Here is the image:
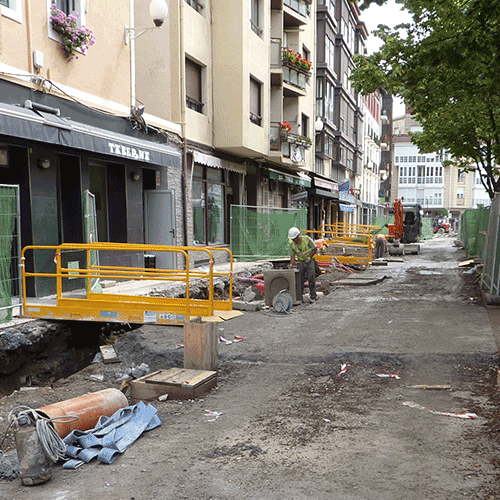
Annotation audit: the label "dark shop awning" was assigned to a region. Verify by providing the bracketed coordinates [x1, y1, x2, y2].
[268, 168, 311, 187]
[0, 102, 180, 166]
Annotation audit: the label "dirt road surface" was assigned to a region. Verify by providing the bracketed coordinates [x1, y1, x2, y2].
[1, 237, 500, 500]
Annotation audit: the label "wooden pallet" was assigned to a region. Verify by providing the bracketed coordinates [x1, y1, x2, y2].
[129, 368, 217, 402]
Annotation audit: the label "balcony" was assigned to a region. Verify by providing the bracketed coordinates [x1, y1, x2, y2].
[282, 48, 311, 94]
[283, 0, 311, 26]
[270, 123, 311, 164]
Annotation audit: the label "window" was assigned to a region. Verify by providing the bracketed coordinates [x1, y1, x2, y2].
[185, 0, 204, 13]
[326, 35, 335, 70]
[250, 0, 262, 36]
[249, 76, 262, 126]
[1, 0, 22, 22]
[316, 78, 324, 118]
[326, 80, 334, 122]
[458, 170, 466, 183]
[48, 0, 86, 40]
[301, 114, 309, 140]
[185, 58, 204, 113]
[192, 166, 225, 245]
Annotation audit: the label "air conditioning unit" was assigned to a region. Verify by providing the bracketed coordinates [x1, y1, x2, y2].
[264, 269, 302, 306]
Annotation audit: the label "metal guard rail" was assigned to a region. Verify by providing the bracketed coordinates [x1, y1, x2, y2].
[21, 243, 234, 325]
[306, 224, 374, 266]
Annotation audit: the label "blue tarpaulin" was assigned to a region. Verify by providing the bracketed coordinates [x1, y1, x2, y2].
[62, 401, 161, 469]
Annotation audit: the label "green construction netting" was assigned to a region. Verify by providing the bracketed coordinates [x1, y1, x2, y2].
[0, 186, 17, 322]
[459, 207, 490, 258]
[230, 206, 307, 260]
[481, 195, 500, 301]
[421, 218, 434, 240]
[371, 216, 394, 235]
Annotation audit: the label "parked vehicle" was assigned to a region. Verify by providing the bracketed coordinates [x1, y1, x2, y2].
[433, 218, 450, 234]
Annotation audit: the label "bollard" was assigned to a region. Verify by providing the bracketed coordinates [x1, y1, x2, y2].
[37, 388, 128, 438]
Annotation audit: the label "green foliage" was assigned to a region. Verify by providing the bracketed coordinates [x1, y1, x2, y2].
[351, 0, 500, 199]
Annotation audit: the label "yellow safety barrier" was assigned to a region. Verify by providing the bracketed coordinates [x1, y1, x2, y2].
[306, 223, 376, 266]
[21, 243, 238, 325]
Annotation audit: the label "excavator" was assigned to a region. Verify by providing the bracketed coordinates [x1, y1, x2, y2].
[387, 199, 422, 255]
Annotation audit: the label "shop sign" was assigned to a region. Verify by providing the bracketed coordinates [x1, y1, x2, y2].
[339, 192, 355, 203]
[291, 191, 308, 202]
[314, 178, 338, 191]
[108, 142, 151, 162]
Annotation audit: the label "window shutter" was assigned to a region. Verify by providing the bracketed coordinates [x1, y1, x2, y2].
[185, 59, 201, 101]
[249, 77, 260, 116]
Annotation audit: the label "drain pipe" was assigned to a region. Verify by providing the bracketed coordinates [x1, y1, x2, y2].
[129, 0, 136, 109]
[179, 0, 189, 248]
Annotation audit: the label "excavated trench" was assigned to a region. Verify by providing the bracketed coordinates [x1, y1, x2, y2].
[0, 321, 136, 398]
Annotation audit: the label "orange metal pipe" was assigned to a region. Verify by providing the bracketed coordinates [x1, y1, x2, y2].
[37, 388, 128, 438]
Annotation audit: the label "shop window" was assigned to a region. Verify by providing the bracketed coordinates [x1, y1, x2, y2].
[192, 166, 225, 246]
[186, 58, 204, 114]
[1, 0, 22, 22]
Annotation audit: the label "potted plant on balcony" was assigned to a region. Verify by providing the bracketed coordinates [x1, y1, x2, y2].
[283, 48, 313, 74]
[297, 135, 312, 148]
[279, 121, 292, 139]
[50, 4, 95, 61]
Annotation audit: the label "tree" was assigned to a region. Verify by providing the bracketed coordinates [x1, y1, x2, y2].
[351, 0, 500, 199]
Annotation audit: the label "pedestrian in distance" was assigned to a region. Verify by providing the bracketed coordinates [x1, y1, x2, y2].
[288, 227, 318, 302]
[374, 233, 387, 259]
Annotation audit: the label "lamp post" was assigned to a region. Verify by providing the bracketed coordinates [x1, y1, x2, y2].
[125, 0, 169, 42]
[125, 0, 169, 110]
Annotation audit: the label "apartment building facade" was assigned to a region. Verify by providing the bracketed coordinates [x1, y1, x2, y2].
[135, 0, 316, 252]
[0, 0, 184, 296]
[312, 0, 366, 228]
[393, 111, 480, 219]
[359, 89, 382, 224]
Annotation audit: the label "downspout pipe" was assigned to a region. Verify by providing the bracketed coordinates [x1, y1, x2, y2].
[180, 0, 189, 247]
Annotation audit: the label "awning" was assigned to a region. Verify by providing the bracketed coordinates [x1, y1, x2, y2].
[268, 168, 311, 187]
[193, 151, 222, 169]
[308, 188, 339, 200]
[0, 102, 181, 167]
[192, 151, 246, 174]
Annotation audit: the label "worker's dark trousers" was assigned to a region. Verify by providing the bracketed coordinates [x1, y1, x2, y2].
[375, 238, 387, 259]
[297, 260, 317, 300]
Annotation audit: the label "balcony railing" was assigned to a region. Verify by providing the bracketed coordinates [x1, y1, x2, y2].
[284, 0, 311, 17]
[270, 123, 311, 156]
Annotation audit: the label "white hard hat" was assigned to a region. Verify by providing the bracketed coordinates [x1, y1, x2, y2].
[288, 227, 300, 239]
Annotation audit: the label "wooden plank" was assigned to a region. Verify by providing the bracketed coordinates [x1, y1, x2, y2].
[145, 368, 185, 385]
[184, 371, 217, 387]
[216, 310, 244, 320]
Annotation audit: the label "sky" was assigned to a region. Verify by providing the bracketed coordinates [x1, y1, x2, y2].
[360, 0, 412, 116]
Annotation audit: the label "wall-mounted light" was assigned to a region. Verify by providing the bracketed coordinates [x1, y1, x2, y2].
[131, 171, 141, 181]
[125, 0, 169, 43]
[315, 117, 324, 134]
[38, 158, 51, 170]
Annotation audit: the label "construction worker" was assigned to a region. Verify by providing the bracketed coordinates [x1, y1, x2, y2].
[374, 233, 387, 259]
[288, 227, 318, 302]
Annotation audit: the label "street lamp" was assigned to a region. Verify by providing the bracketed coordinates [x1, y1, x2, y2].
[125, 0, 169, 43]
[315, 117, 324, 133]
